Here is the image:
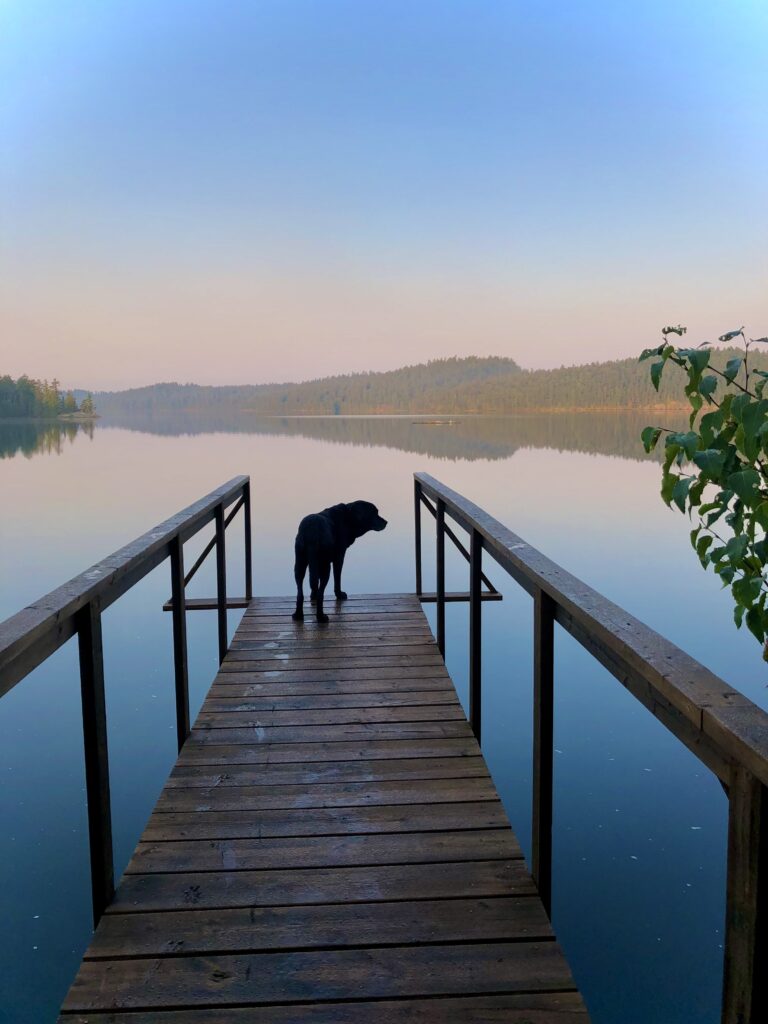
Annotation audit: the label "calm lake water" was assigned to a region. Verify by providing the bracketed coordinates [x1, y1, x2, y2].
[2, 413, 765, 1024]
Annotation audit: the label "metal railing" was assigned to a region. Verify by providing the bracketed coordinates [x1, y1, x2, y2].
[0, 476, 252, 925]
[414, 471, 768, 1024]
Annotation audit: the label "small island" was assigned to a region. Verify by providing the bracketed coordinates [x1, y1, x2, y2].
[0, 374, 98, 421]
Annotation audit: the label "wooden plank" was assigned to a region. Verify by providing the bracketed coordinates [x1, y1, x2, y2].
[126, 829, 520, 873]
[193, 705, 465, 728]
[208, 677, 452, 696]
[215, 666, 450, 682]
[85, 897, 552, 959]
[58, 992, 588, 1023]
[238, 612, 428, 624]
[229, 635, 436, 649]
[141, 802, 509, 840]
[201, 690, 459, 710]
[153, 776, 499, 812]
[109, 859, 533, 913]
[167, 756, 487, 787]
[175, 737, 481, 765]
[220, 654, 446, 672]
[226, 642, 438, 659]
[236, 621, 432, 632]
[186, 721, 473, 745]
[62, 942, 576, 1011]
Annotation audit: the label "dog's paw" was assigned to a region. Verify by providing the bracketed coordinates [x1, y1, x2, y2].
[316, 612, 329, 624]
[335, 590, 348, 601]
[291, 610, 304, 621]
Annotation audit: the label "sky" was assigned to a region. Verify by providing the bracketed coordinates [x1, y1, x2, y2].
[1, 0, 766, 390]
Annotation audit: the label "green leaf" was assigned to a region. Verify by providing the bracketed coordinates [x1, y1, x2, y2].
[734, 604, 745, 628]
[641, 426, 663, 453]
[686, 348, 711, 375]
[672, 476, 692, 512]
[754, 502, 768, 531]
[688, 478, 706, 507]
[662, 325, 687, 336]
[688, 392, 703, 426]
[724, 357, 743, 383]
[719, 328, 744, 343]
[724, 534, 749, 562]
[709, 544, 726, 564]
[727, 469, 762, 507]
[699, 375, 718, 401]
[666, 431, 699, 459]
[696, 534, 714, 567]
[700, 409, 725, 446]
[733, 576, 763, 607]
[661, 471, 679, 507]
[651, 361, 664, 391]
[693, 448, 727, 477]
[639, 344, 665, 362]
[746, 605, 766, 642]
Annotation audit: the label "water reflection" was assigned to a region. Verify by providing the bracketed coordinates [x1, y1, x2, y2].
[0, 420, 94, 460]
[90, 410, 677, 463]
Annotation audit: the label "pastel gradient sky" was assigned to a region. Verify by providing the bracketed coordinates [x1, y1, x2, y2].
[1, 0, 766, 389]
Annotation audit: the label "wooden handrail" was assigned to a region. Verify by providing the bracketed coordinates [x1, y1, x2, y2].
[0, 476, 248, 696]
[0, 475, 252, 926]
[414, 471, 768, 1024]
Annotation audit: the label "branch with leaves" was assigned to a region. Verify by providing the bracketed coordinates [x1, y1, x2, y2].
[641, 326, 768, 659]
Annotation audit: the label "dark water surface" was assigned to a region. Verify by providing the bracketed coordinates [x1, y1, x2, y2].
[1, 413, 765, 1023]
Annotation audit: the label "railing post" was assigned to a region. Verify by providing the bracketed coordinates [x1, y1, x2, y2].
[215, 503, 228, 663]
[532, 586, 555, 917]
[469, 528, 482, 743]
[170, 535, 190, 751]
[243, 481, 253, 602]
[414, 480, 423, 598]
[77, 600, 114, 926]
[722, 766, 768, 1024]
[436, 498, 446, 657]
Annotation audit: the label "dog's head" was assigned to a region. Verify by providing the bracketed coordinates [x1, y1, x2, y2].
[347, 500, 387, 537]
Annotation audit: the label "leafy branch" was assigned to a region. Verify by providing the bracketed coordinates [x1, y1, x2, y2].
[641, 326, 768, 657]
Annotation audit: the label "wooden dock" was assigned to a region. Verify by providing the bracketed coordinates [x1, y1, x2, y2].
[59, 594, 588, 1021]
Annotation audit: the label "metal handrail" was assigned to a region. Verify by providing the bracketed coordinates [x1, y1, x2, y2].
[414, 471, 768, 1024]
[0, 476, 252, 924]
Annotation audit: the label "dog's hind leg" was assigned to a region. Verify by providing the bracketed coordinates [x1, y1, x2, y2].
[314, 561, 331, 624]
[292, 547, 307, 621]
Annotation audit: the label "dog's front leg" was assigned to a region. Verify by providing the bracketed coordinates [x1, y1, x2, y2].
[333, 553, 347, 600]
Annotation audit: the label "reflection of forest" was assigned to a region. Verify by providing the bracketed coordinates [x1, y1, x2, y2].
[0, 420, 94, 459]
[93, 411, 685, 462]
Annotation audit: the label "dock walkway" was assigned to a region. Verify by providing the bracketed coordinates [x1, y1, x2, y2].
[60, 594, 588, 1021]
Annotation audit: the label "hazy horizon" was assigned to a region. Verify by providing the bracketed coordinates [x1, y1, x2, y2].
[2, 1, 766, 391]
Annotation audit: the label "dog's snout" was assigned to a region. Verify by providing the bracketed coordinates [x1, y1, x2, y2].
[376, 517, 388, 530]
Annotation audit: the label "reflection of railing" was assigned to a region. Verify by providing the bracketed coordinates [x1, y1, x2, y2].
[414, 471, 768, 1024]
[0, 476, 251, 925]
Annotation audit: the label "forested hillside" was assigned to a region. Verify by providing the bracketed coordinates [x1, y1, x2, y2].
[91, 357, 520, 415]
[90, 349, 765, 417]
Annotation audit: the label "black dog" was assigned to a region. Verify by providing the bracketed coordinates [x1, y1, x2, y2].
[292, 501, 387, 622]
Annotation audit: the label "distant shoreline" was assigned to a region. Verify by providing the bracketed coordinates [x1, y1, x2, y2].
[245, 405, 689, 418]
[0, 414, 100, 424]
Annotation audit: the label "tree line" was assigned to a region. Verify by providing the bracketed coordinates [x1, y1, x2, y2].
[91, 350, 768, 418]
[0, 375, 95, 418]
